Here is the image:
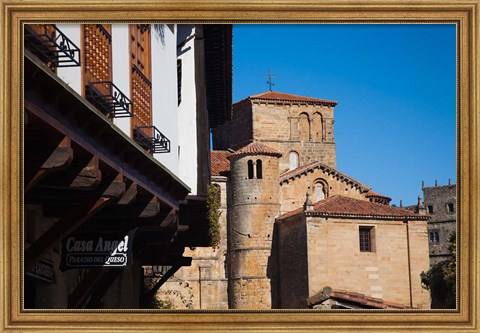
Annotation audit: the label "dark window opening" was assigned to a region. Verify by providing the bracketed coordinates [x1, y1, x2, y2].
[359, 227, 374, 252]
[429, 231, 440, 243]
[256, 159, 262, 179]
[247, 160, 254, 179]
[447, 203, 455, 213]
[427, 205, 434, 214]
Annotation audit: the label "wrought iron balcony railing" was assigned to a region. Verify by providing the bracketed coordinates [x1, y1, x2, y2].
[24, 24, 81, 68]
[86, 81, 133, 118]
[134, 126, 171, 154]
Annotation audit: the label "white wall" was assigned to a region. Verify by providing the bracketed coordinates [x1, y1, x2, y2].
[112, 25, 131, 136]
[56, 24, 81, 95]
[151, 24, 179, 173]
[176, 25, 198, 195]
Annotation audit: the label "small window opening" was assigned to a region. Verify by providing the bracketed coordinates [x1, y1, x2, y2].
[429, 231, 440, 243]
[289, 151, 299, 170]
[256, 159, 262, 179]
[247, 160, 254, 179]
[447, 203, 455, 213]
[427, 205, 434, 214]
[359, 226, 374, 252]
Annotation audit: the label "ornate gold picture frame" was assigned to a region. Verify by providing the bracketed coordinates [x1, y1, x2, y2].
[1, 0, 478, 332]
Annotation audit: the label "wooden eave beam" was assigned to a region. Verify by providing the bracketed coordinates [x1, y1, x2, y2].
[36, 141, 102, 191]
[24, 126, 69, 189]
[25, 137, 74, 192]
[25, 165, 124, 268]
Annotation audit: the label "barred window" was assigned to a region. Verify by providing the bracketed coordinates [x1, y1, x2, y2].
[359, 226, 374, 252]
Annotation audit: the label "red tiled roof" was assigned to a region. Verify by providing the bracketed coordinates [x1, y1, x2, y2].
[228, 141, 282, 159]
[277, 195, 430, 221]
[279, 161, 370, 192]
[330, 290, 407, 309]
[211, 150, 232, 176]
[307, 287, 408, 309]
[365, 191, 392, 201]
[247, 91, 338, 106]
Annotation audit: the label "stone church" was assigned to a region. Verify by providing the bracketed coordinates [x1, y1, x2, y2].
[156, 91, 431, 310]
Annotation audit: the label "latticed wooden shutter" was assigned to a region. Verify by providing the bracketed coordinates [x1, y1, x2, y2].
[129, 24, 152, 137]
[83, 24, 112, 97]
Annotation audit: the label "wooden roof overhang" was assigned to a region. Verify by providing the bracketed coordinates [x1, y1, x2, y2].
[24, 50, 203, 307]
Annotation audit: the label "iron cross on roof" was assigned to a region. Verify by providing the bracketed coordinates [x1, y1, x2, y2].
[264, 70, 276, 91]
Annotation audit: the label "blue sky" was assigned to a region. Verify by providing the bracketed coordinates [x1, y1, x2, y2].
[232, 24, 456, 206]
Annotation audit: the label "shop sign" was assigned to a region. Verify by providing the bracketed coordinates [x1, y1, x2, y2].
[60, 229, 136, 271]
[26, 259, 54, 283]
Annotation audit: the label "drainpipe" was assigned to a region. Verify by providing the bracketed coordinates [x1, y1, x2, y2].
[404, 217, 413, 308]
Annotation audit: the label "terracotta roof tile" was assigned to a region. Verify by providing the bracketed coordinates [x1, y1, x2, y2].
[211, 150, 232, 176]
[307, 287, 408, 309]
[365, 191, 392, 201]
[277, 195, 429, 221]
[247, 91, 338, 106]
[329, 290, 408, 309]
[279, 161, 370, 192]
[228, 141, 282, 159]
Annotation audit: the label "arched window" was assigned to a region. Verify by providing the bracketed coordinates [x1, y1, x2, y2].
[256, 159, 263, 179]
[312, 112, 323, 141]
[299, 113, 310, 141]
[289, 151, 299, 170]
[315, 183, 325, 201]
[247, 160, 254, 179]
[313, 179, 328, 201]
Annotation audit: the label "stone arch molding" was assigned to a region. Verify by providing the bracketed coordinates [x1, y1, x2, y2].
[312, 178, 329, 202]
[298, 112, 310, 141]
[312, 111, 323, 141]
[295, 111, 325, 142]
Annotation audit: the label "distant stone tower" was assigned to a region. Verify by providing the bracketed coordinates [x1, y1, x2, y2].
[227, 142, 282, 309]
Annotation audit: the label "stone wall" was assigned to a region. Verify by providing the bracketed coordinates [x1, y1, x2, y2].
[211, 99, 253, 150]
[423, 184, 456, 264]
[276, 215, 430, 309]
[272, 216, 309, 308]
[280, 167, 368, 213]
[156, 177, 229, 309]
[251, 102, 336, 169]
